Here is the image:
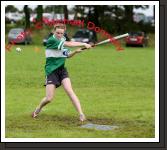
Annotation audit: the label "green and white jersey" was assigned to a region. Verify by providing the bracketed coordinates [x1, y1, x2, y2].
[45, 35, 70, 76]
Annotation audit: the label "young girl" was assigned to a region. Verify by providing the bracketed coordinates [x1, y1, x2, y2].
[32, 23, 91, 122]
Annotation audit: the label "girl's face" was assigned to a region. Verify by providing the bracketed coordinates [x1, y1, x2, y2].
[54, 28, 65, 39]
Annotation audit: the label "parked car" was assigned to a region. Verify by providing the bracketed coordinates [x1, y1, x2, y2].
[125, 31, 149, 47]
[8, 28, 32, 44]
[71, 29, 97, 44]
[43, 32, 70, 46]
[6, 12, 24, 23]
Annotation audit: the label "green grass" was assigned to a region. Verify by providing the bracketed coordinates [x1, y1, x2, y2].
[5, 44, 155, 138]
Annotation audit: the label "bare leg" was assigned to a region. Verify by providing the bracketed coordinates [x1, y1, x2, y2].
[32, 84, 55, 118]
[61, 78, 86, 121]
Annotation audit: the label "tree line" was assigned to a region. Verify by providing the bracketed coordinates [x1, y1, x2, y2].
[6, 5, 154, 34]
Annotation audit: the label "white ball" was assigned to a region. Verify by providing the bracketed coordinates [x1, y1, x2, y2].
[16, 47, 22, 52]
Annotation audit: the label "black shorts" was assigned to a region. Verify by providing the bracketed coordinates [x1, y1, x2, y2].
[45, 66, 69, 88]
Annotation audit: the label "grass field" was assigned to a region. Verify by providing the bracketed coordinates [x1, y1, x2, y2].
[5, 44, 155, 138]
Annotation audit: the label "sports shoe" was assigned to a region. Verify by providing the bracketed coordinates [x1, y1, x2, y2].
[32, 107, 41, 118]
[79, 114, 86, 122]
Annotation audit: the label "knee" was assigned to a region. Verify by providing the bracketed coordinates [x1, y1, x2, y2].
[64, 87, 74, 95]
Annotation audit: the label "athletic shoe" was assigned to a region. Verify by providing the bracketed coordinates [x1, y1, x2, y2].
[79, 114, 86, 122]
[32, 107, 41, 118]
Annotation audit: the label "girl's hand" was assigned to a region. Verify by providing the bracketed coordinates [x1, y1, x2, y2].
[84, 43, 92, 49]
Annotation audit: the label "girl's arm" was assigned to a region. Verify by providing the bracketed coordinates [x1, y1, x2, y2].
[67, 48, 83, 58]
[64, 41, 91, 48]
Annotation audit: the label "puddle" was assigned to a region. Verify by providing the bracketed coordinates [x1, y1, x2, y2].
[81, 123, 118, 131]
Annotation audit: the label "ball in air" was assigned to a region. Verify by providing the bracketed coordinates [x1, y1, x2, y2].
[16, 47, 22, 52]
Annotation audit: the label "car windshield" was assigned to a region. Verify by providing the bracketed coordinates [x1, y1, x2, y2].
[73, 30, 89, 38]
[129, 32, 143, 36]
[10, 29, 23, 34]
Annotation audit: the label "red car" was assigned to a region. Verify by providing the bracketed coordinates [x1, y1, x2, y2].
[125, 31, 149, 47]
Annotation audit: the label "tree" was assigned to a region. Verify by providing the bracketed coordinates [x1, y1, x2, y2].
[36, 5, 43, 23]
[124, 5, 134, 24]
[5, 5, 18, 13]
[73, 5, 85, 20]
[123, 5, 149, 23]
[122, 5, 149, 32]
[153, 5, 155, 20]
[108, 5, 124, 33]
[44, 5, 54, 13]
[28, 7, 33, 14]
[93, 6, 100, 26]
[63, 5, 68, 20]
[24, 5, 30, 29]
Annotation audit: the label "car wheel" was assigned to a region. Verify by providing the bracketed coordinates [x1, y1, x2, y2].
[126, 44, 129, 47]
[24, 40, 28, 45]
[142, 43, 146, 47]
